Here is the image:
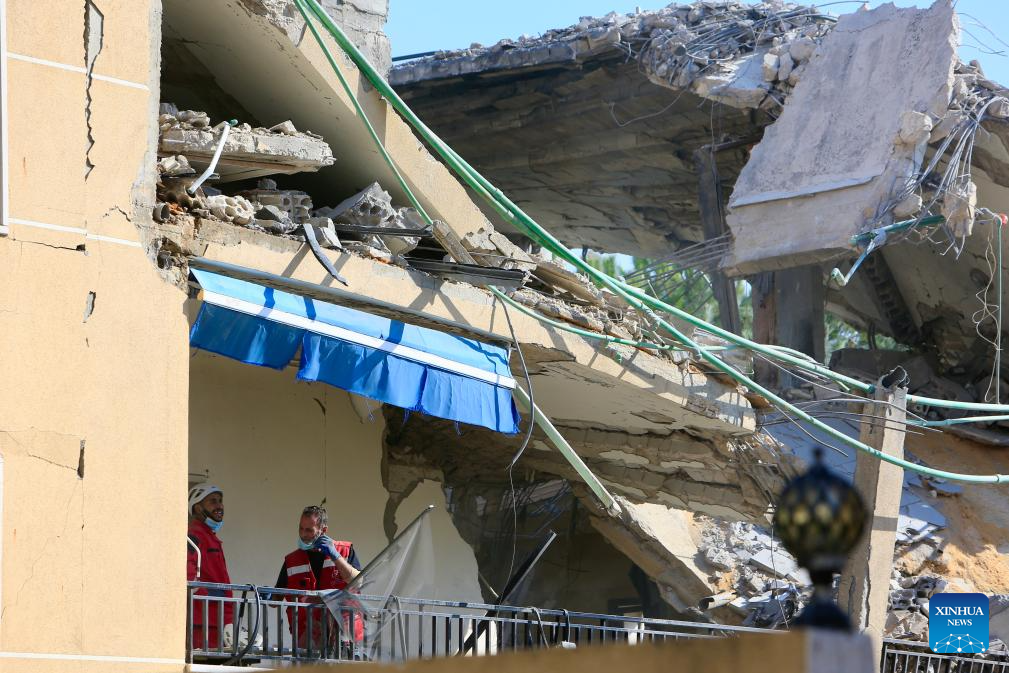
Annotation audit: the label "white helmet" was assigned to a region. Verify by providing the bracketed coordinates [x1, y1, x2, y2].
[188, 483, 222, 512]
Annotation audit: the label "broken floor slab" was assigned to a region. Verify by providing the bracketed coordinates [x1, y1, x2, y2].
[391, 2, 834, 258]
[723, 2, 959, 274]
[158, 104, 335, 183]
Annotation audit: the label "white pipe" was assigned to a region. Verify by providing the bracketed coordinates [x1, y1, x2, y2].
[187, 536, 202, 580]
[512, 386, 617, 513]
[187, 121, 233, 195]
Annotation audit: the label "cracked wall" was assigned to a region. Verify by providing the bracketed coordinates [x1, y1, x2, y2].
[0, 1, 192, 671]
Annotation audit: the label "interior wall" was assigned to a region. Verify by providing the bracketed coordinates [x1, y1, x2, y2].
[511, 529, 641, 616]
[188, 351, 482, 602]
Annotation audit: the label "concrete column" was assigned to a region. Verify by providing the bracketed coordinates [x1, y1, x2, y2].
[693, 148, 741, 334]
[838, 382, 907, 671]
[774, 265, 825, 387]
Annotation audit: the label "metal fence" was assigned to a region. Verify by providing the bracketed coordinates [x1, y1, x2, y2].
[882, 639, 1009, 673]
[188, 583, 1009, 669]
[187, 581, 774, 665]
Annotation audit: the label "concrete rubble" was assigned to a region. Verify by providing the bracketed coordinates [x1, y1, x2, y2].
[158, 103, 335, 183]
[314, 182, 424, 256]
[396, 3, 834, 112]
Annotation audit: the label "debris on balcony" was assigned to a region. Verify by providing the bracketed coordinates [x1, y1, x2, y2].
[314, 182, 426, 256]
[158, 103, 335, 183]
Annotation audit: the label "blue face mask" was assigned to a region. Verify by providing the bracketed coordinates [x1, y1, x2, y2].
[205, 517, 223, 533]
[298, 535, 319, 551]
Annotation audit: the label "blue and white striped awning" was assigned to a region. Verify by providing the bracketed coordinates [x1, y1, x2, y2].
[189, 269, 520, 434]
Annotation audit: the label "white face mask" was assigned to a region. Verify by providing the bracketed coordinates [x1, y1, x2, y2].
[297, 535, 319, 551]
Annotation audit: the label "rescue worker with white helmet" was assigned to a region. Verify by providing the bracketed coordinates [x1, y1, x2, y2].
[187, 483, 233, 650]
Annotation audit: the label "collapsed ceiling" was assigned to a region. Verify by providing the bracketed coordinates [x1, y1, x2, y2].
[393, 1, 1009, 414]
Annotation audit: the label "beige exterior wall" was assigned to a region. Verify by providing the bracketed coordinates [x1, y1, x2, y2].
[188, 351, 483, 603]
[0, 1, 192, 671]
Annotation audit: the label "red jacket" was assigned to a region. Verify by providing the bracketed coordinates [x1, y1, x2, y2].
[283, 544, 364, 643]
[187, 519, 233, 649]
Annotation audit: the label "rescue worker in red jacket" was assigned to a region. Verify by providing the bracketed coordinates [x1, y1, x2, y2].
[187, 483, 233, 651]
[275, 505, 363, 654]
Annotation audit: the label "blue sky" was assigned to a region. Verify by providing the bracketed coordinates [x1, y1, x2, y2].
[386, 1, 1009, 85]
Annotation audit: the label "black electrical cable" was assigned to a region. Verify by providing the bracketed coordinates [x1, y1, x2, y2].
[496, 290, 536, 586]
[224, 584, 262, 666]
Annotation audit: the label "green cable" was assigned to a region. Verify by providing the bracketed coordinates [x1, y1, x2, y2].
[295, 0, 1009, 484]
[294, 0, 689, 355]
[911, 415, 1009, 428]
[849, 215, 945, 247]
[998, 216, 1004, 406]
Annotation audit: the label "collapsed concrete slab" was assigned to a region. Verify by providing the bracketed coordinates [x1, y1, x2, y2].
[158, 104, 335, 182]
[723, 2, 959, 274]
[392, 2, 834, 258]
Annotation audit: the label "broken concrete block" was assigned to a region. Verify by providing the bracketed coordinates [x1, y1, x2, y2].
[892, 193, 923, 218]
[897, 110, 933, 146]
[941, 180, 977, 237]
[777, 51, 794, 82]
[307, 217, 343, 249]
[206, 194, 256, 227]
[787, 63, 805, 87]
[157, 154, 194, 177]
[177, 109, 210, 129]
[317, 183, 423, 255]
[748, 548, 798, 579]
[254, 204, 297, 234]
[689, 51, 770, 110]
[788, 36, 816, 63]
[889, 588, 915, 610]
[762, 53, 779, 82]
[241, 180, 313, 225]
[269, 120, 298, 135]
[704, 547, 736, 571]
[930, 111, 964, 142]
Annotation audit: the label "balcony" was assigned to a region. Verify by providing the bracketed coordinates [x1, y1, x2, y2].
[186, 581, 772, 666]
[188, 583, 1009, 670]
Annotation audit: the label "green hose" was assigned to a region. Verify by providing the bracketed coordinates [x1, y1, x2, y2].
[294, 0, 1009, 484]
[911, 415, 1009, 428]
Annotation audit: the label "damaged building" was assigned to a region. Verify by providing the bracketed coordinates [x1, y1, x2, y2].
[2, 0, 1009, 672]
[390, 0, 1009, 651]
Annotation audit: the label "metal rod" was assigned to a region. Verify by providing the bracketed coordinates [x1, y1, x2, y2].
[188, 256, 509, 345]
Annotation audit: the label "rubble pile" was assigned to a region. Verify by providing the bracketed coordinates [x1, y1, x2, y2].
[314, 182, 424, 256]
[159, 103, 329, 147]
[157, 103, 334, 186]
[696, 518, 809, 627]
